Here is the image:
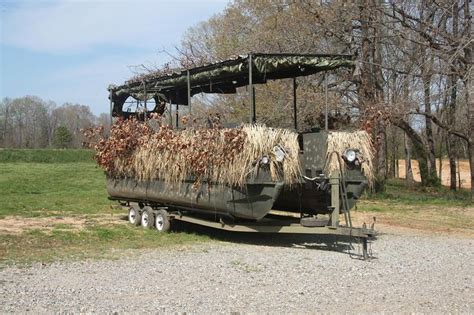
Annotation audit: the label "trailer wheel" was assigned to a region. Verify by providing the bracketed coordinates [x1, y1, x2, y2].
[154, 210, 171, 233]
[140, 207, 154, 229]
[128, 206, 141, 226]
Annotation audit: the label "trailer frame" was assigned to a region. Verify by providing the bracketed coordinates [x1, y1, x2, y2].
[112, 173, 376, 259]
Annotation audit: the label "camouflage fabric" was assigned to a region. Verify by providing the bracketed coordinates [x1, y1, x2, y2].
[109, 53, 354, 114]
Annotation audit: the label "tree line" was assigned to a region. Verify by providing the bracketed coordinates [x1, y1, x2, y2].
[165, 0, 472, 194]
[0, 96, 110, 149]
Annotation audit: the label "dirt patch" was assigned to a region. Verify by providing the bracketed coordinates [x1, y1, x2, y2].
[0, 216, 87, 234]
[0, 214, 127, 234]
[350, 207, 474, 237]
[398, 159, 470, 189]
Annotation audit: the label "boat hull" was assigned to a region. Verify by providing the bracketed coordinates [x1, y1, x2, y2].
[107, 177, 284, 220]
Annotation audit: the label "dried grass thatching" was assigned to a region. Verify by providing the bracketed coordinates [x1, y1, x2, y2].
[85, 117, 374, 188]
[237, 125, 301, 186]
[103, 121, 301, 188]
[325, 130, 374, 185]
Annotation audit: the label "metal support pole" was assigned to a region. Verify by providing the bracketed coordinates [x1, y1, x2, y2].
[175, 104, 179, 129]
[143, 82, 147, 122]
[169, 103, 173, 127]
[325, 73, 329, 131]
[249, 54, 256, 124]
[109, 90, 113, 126]
[187, 70, 192, 124]
[329, 175, 340, 228]
[252, 86, 256, 118]
[293, 78, 298, 130]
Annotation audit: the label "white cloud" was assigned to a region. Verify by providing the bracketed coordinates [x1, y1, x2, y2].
[1, 0, 227, 54]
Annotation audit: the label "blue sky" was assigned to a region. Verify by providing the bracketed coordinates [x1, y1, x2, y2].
[0, 0, 229, 115]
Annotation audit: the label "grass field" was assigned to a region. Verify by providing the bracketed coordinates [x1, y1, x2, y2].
[0, 149, 209, 265]
[0, 149, 472, 265]
[0, 149, 95, 163]
[0, 162, 110, 218]
[355, 179, 473, 234]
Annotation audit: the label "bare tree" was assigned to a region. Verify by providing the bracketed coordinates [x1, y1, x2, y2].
[0, 96, 103, 149]
[383, 0, 472, 193]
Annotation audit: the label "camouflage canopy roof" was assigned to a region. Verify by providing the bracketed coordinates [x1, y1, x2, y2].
[108, 53, 354, 114]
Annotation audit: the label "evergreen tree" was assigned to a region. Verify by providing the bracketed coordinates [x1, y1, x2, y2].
[53, 126, 72, 149]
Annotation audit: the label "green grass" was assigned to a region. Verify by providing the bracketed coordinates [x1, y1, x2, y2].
[0, 162, 111, 218]
[356, 179, 473, 233]
[0, 225, 209, 265]
[0, 149, 94, 163]
[364, 178, 472, 210]
[0, 149, 209, 265]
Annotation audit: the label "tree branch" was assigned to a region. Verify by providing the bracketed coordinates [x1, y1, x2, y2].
[410, 110, 470, 142]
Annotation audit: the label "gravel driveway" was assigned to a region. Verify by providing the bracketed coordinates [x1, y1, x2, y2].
[1, 230, 473, 313]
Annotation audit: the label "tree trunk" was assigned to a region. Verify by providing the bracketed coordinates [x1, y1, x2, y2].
[413, 143, 430, 186]
[469, 142, 474, 199]
[395, 140, 399, 178]
[446, 1, 459, 191]
[457, 157, 462, 189]
[466, 77, 474, 197]
[389, 127, 397, 178]
[394, 119, 430, 185]
[438, 132, 443, 181]
[422, 63, 438, 185]
[358, 2, 374, 112]
[373, 0, 386, 190]
[358, 0, 387, 191]
[404, 133, 414, 186]
[447, 75, 458, 191]
[376, 120, 387, 180]
[463, 0, 473, 199]
[447, 135, 457, 190]
[418, 2, 438, 186]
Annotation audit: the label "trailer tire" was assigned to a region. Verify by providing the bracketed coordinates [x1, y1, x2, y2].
[154, 210, 171, 233]
[140, 207, 154, 229]
[128, 206, 141, 226]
